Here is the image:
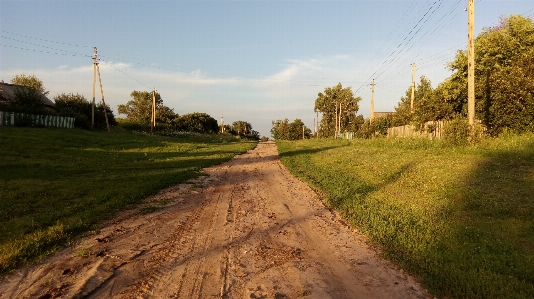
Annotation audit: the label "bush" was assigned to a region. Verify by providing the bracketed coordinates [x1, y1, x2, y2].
[442, 118, 470, 146]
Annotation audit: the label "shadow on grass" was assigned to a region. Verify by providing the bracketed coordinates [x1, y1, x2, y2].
[422, 139, 534, 298]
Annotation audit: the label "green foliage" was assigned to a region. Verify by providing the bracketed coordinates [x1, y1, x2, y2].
[12, 87, 47, 114]
[0, 127, 256, 273]
[260, 136, 270, 142]
[271, 118, 289, 140]
[174, 112, 219, 133]
[442, 117, 470, 146]
[357, 115, 393, 138]
[271, 118, 311, 140]
[117, 90, 177, 125]
[231, 120, 252, 135]
[315, 83, 361, 137]
[443, 14, 534, 135]
[277, 135, 534, 299]
[10, 74, 48, 95]
[54, 93, 116, 130]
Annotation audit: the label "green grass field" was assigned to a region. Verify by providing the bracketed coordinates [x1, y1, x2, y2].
[0, 127, 256, 273]
[277, 135, 534, 299]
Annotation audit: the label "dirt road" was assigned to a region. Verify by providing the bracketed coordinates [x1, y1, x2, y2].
[0, 142, 430, 299]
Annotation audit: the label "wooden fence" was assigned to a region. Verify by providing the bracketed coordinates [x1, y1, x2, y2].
[387, 121, 445, 139]
[0, 111, 74, 128]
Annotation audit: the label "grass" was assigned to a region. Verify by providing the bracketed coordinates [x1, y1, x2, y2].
[0, 127, 256, 273]
[277, 134, 534, 299]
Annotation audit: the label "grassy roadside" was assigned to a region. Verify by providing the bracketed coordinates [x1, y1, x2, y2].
[277, 135, 534, 299]
[0, 127, 256, 273]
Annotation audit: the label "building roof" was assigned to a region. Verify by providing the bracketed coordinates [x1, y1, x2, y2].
[0, 82, 55, 107]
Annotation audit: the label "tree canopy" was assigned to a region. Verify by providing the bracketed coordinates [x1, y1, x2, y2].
[271, 118, 311, 140]
[117, 90, 177, 124]
[444, 14, 534, 135]
[174, 112, 219, 133]
[11, 74, 49, 95]
[314, 83, 361, 137]
[54, 93, 116, 129]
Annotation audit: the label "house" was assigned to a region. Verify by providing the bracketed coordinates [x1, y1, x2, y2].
[0, 81, 55, 108]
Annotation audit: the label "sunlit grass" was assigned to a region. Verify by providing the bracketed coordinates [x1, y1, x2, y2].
[277, 134, 534, 299]
[0, 127, 256, 273]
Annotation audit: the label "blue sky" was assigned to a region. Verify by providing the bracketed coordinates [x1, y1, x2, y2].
[1, 0, 533, 137]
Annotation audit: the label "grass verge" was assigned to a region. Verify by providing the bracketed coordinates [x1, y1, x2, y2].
[277, 135, 534, 299]
[0, 127, 256, 273]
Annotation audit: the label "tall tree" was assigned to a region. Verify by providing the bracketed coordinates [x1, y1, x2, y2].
[55, 93, 116, 129]
[271, 119, 289, 140]
[314, 83, 361, 137]
[442, 14, 534, 135]
[11, 74, 49, 95]
[117, 90, 176, 124]
[174, 112, 218, 133]
[288, 119, 311, 140]
[231, 121, 252, 135]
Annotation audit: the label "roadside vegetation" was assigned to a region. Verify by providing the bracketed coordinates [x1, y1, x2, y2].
[277, 134, 534, 299]
[0, 127, 256, 273]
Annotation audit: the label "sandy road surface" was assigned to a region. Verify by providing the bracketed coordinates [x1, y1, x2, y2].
[0, 142, 431, 299]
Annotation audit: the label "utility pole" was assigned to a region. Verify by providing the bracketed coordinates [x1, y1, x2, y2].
[315, 110, 319, 138]
[467, 0, 475, 126]
[370, 79, 376, 123]
[335, 101, 338, 138]
[411, 62, 416, 113]
[92, 48, 97, 129]
[339, 102, 343, 136]
[151, 88, 157, 133]
[220, 114, 225, 133]
[302, 124, 305, 140]
[92, 47, 110, 132]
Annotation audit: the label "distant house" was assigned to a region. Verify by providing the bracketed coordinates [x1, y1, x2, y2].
[0, 81, 55, 108]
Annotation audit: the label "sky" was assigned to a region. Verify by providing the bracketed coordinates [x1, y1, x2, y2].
[1, 0, 533, 137]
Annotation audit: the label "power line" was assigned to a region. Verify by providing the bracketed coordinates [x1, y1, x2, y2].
[1, 30, 92, 48]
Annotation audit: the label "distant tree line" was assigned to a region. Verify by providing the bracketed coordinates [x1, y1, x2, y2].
[2, 75, 259, 138]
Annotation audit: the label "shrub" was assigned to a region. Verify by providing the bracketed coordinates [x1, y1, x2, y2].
[442, 118, 470, 146]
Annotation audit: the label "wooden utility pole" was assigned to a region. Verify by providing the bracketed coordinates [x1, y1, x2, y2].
[92, 47, 110, 132]
[151, 88, 157, 133]
[334, 101, 337, 138]
[315, 110, 319, 138]
[96, 62, 110, 132]
[411, 62, 416, 113]
[338, 102, 343, 137]
[92, 48, 97, 129]
[370, 79, 376, 123]
[302, 124, 305, 140]
[467, 0, 475, 126]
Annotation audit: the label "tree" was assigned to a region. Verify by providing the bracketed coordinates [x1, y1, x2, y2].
[11, 74, 49, 95]
[271, 119, 290, 140]
[315, 83, 361, 137]
[271, 118, 311, 140]
[54, 93, 116, 129]
[441, 14, 534, 135]
[231, 121, 252, 135]
[393, 76, 452, 128]
[288, 119, 311, 140]
[117, 90, 177, 124]
[174, 112, 218, 133]
[12, 87, 46, 113]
